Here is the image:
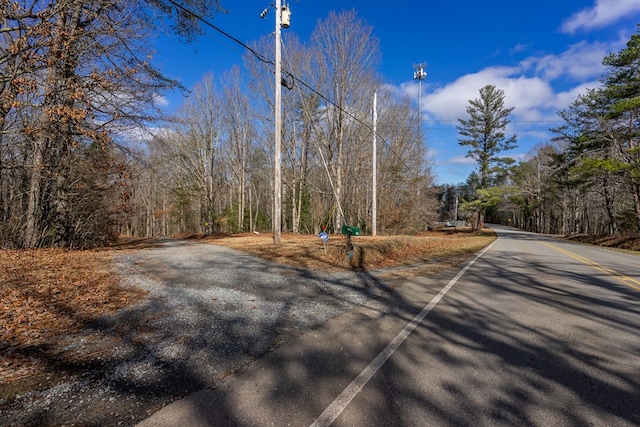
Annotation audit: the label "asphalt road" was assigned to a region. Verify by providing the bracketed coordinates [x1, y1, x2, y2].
[138, 226, 640, 427]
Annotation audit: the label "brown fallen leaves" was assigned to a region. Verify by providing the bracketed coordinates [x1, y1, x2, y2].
[561, 233, 640, 251]
[0, 248, 146, 383]
[1, 228, 637, 392]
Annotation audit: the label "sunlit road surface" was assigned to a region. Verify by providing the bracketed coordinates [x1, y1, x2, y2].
[138, 225, 640, 427]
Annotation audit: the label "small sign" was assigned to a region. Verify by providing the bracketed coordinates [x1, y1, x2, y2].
[341, 225, 360, 236]
[318, 231, 329, 242]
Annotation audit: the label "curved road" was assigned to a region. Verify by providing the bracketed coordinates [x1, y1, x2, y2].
[139, 226, 640, 426]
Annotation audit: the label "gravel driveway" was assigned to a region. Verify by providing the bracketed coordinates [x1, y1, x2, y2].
[3, 239, 390, 426]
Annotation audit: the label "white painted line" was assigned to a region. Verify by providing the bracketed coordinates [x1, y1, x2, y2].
[310, 239, 498, 427]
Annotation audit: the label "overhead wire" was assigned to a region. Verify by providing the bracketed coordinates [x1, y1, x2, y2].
[166, 0, 272, 66]
[165, 0, 555, 175]
[166, 1, 565, 126]
[166, 0, 418, 171]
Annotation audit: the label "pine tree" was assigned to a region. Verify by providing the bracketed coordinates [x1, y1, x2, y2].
[456, 85, 517, 229]
[457, 85, 518, 189]
[601, 27, 640, 230]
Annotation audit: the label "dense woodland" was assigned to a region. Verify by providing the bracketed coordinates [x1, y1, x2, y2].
[1, 0, 639, 248]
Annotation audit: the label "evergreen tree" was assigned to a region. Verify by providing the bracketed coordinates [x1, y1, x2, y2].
[457, 85, 517, 229]
[457, 85, 518, 189]
[601, 27, 640, 230]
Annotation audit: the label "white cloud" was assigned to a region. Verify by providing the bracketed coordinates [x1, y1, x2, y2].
[419, 67, 559, 124]
[528, 39, 617, 81]
[115, 125, 169, 144]
[445, 155, 476, 165]
[154, 94, 170, 107]
[510, 43, 531, 55]
[396, 34, 631, 183]
[547, 81, 600, 111]
[561, 0, 640, 33]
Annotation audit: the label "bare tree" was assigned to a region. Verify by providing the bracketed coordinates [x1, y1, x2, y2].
[0, 0, 222, 247]
[377, 89, 436, 232]
[309, 10, 380, 231]
[125, 8, 436, 239]
[221, 67, 255, 232]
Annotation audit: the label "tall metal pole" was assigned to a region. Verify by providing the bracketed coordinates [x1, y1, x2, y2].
[413, 63, 427, 144]
[418, 78, 422, 142]
[273, 0, 282, 245]
[372, 92, 377, 236]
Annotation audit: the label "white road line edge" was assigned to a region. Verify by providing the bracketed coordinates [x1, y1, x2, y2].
[309, 238, 499, 427]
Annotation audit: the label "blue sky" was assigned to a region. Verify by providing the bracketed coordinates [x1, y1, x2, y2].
[153, 0, 640, 185]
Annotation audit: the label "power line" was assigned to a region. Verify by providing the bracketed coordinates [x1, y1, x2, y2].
[166, 0, 272, 66]
[166, 0, 366, 126]
[165, 0, 430, 172]
[422, 119, 564, 124]
[166, 1, 565, 130]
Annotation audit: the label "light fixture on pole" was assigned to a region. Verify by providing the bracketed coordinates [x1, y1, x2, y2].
[281, 4, 291, 28]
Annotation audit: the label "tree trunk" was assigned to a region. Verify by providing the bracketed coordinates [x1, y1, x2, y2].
[335, 106, 344, 230]
[291, 179, 299, 234]
[632, 183, 640, 232]
[24, 138, 45, 247]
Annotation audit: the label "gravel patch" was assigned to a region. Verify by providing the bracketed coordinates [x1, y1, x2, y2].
[1, 239, 391, 426]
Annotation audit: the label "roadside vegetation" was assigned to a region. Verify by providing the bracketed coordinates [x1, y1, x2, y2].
[560, 233, 640, 252]
[193, 229, 497, 272]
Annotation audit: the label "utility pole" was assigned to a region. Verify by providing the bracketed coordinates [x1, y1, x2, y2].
[273, 0, 282, 245]
[454, 190, 458, 223]
[265, 0, 290, 245]
[372, 92, 377, 236]
[413, 63, 427, 144]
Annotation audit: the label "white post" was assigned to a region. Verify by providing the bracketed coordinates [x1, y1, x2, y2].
[372, 92, 377, 236]
[273, 0, 282, 245]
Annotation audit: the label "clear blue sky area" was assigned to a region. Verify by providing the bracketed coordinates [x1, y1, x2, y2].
[152, 0, 640, 185]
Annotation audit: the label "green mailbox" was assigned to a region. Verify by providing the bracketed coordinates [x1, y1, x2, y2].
[341, 225, 360, 236]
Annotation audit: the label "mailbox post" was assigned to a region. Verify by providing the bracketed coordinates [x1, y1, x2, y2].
[341, 225, 360, 258]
